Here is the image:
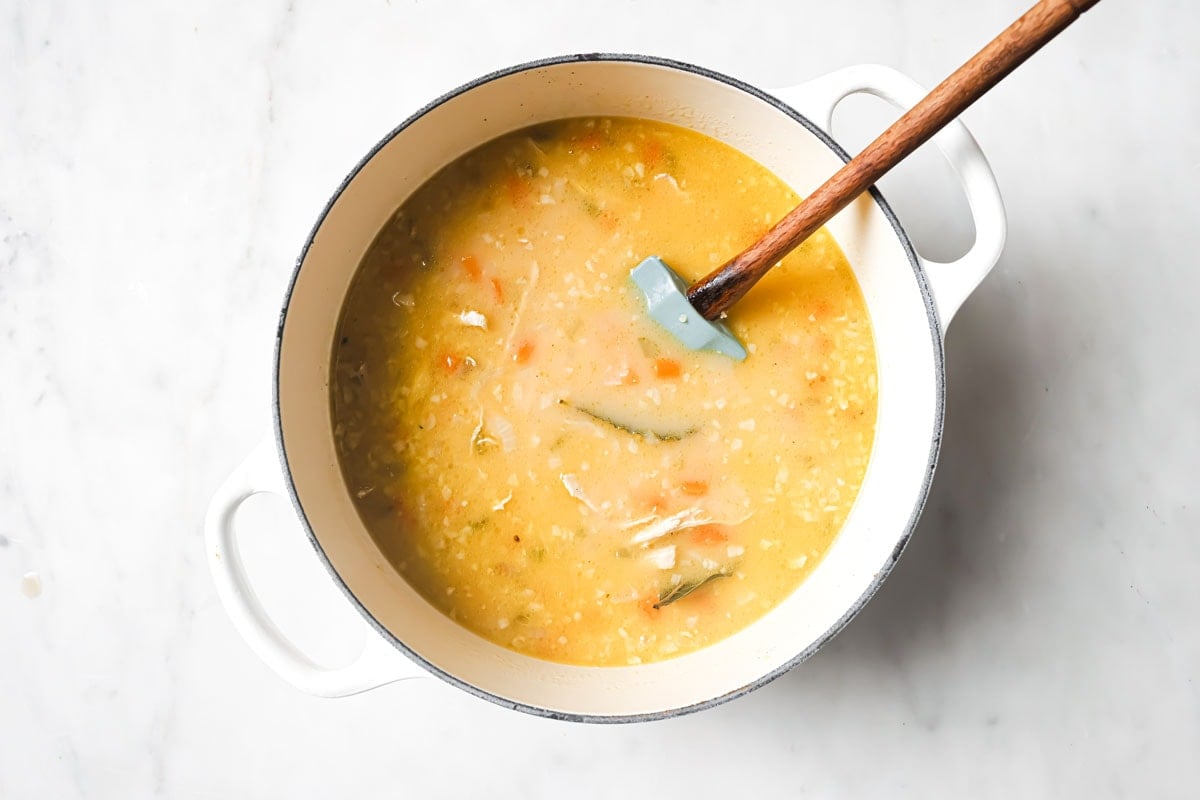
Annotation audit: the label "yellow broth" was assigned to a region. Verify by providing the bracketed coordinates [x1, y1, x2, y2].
[333, 117, 877, 666]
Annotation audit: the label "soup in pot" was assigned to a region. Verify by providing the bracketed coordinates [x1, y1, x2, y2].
[333, 117, 877, 666]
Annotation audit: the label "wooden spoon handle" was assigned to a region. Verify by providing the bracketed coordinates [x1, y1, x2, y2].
[687, 0, 1102, 320]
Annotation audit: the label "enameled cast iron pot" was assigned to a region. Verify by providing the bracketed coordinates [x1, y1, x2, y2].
[205, 55, 1006, 722]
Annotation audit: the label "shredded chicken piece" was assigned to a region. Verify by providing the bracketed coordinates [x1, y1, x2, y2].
[628, 508, 712, 545]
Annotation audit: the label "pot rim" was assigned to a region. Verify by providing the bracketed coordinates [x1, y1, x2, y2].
[272, 52, 946, 723]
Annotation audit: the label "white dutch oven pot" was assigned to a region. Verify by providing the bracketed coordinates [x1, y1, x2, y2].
[206, 55, 1005, 721]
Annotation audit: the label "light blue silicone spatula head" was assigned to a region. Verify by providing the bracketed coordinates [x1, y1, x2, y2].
[630, 256, 747, 361]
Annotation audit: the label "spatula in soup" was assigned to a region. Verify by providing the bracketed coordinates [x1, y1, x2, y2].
[631, 0, 1102, 359]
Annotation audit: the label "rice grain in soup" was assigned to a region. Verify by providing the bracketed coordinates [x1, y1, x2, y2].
[332, 117, 877, 666]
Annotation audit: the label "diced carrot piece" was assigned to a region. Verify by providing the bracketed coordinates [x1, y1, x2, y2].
[680, 480, 709, 496]
[620, 368, 640, 386]
[577, 131, 604, 151]
[460, 255, 481, 280]
[640, 139, 664, 170]
[639, 595, 660, 616]
[653, 358, 681, 379]
[514, 340, 535, 364]
[690, 525, 728, 546]
[505, 174, 532, 206]
[490, 277, 504, 304]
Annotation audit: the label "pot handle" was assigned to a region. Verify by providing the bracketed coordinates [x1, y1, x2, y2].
[204, 435, 427, 697]
[773, 64, 1007, 335]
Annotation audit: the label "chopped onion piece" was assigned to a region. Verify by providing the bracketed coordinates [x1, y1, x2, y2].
[643, 545, 676, 569]
[457, 310, 488, 329]
[560, 473, 599, 512]
[489, 414, 517, 452]
[653, 173, 684, 193]
[492, 492, 513, 511]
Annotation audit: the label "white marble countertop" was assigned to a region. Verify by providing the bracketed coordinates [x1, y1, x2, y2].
[3, 1, 1197, 797]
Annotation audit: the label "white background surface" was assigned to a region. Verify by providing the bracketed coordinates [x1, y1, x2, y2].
[2, 1, 1197, 797]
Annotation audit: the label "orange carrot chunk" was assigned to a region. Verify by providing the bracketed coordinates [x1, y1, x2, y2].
[653, 358, 681, 379]
[577, 131, 604, 151]
[490, 277, 504, 304]
[505, 174, 532, 206]
[514, 340, 535, 364]
[640, 139, 665, 169]
[680, 480, 709, 496]
[460, 255, 482, 280]
[690, 524, 728, 546]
